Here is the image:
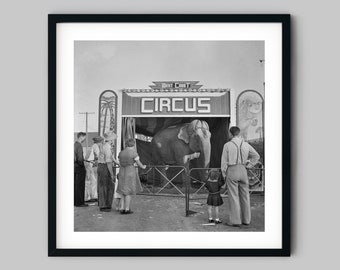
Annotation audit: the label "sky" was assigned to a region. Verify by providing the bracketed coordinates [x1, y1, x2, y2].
[74, 41, 264, 132]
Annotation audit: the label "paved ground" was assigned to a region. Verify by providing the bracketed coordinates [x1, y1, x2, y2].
[74, 194, 264, 232]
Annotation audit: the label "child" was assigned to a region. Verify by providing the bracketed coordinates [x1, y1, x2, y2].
[113, 174, 123, 211]
[205, 169, 225, 224]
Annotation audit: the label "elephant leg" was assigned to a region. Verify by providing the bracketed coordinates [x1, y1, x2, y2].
[171, 154, 187, 188]
[150, 144, 166, 186]
[150, 161, 169, 188]
[157, 166, 169, 188]
[180, 153, 202, 187]
[149, 163, 166, 187]
[152, 148, 181, 188]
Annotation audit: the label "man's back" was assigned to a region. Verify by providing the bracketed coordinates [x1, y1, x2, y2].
[221, 137, 260, 176]
[74, 141, 85, 170]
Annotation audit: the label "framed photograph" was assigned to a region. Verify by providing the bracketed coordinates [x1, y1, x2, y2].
[48, 14, 290, 256]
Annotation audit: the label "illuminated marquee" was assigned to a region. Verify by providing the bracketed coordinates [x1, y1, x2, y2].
[141, 97, 211, 114]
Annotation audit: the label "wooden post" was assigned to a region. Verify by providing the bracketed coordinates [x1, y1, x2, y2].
[79, 112, 95, 152]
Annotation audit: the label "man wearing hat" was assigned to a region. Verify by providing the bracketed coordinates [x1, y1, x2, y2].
[97, 131, 119, 212]
[91, 136, 104, 166]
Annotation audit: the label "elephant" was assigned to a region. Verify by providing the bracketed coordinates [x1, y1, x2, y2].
[150, 119, 211, 186]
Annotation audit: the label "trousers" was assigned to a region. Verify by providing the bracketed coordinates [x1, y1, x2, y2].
[97, 164, 114, 209]
[74, 168, 86, 206]
[226, 165, 251, 225]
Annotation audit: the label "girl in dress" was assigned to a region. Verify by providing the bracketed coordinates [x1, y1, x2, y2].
[205, 169, 225, 224]
[116, 138, 146, 214]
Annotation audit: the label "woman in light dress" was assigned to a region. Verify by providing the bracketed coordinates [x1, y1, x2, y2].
[116, 139, 146, 214]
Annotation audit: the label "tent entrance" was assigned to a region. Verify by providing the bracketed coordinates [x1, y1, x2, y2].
[121, 117, 230, 196]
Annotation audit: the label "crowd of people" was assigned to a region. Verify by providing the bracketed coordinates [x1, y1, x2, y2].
[74, 125, 260, 227]
[74, 131, 146, 214]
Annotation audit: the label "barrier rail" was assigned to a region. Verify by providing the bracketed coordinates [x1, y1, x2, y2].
[139, 165, 187, 197]
[105, 164, 263, 217]
[185, 166, 264, 216]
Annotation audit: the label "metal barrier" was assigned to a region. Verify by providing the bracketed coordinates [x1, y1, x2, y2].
[185, 166, 264, 216]
[91, 164, 190, 215]
[247, 167, 265, 194]
[111, 164, 264, 217]
[138, 165, 187, 197]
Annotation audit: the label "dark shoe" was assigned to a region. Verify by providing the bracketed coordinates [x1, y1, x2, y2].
[124, 210, 134, 214]
[225, 222, 241, 227]
[242, 223, 250, 226]
[215, 219, 222, 224]
[76, 204, 88, 207]
[208, 218, 214, 223]
[120, 210, 126, 214]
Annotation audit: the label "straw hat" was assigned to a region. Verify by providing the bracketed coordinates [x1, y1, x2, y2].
[103, 131, 117, 141]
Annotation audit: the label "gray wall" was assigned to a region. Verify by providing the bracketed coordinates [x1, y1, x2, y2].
[1, 0, 339, 268]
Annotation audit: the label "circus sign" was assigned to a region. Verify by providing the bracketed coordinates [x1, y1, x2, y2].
[121, 83, 230, 116]
[140, 97, 211, 114]
[121, 92, 230, 116]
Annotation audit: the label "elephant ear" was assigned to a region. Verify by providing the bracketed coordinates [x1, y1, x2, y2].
[178, 124, 194, 144]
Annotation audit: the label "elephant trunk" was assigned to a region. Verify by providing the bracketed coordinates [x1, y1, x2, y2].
[195, 126, 211, 181]
[200, 130, 211, 168]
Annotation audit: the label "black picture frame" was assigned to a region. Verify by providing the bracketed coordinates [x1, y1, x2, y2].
[48, 14, 290, 257]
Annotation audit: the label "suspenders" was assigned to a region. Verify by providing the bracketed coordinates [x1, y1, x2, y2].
[98, 143, 105, 164]
[230, 140, 244, 165]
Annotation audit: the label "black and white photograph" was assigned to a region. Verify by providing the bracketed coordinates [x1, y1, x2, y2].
[5, 0, 340, 267]
[49, 15, 289, 255]
[73, 40, 265, 232]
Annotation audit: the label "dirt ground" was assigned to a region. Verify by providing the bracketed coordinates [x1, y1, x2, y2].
[74, 194, 264, 232]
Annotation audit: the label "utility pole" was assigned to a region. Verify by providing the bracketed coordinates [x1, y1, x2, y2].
[79, 112, 95, 152]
